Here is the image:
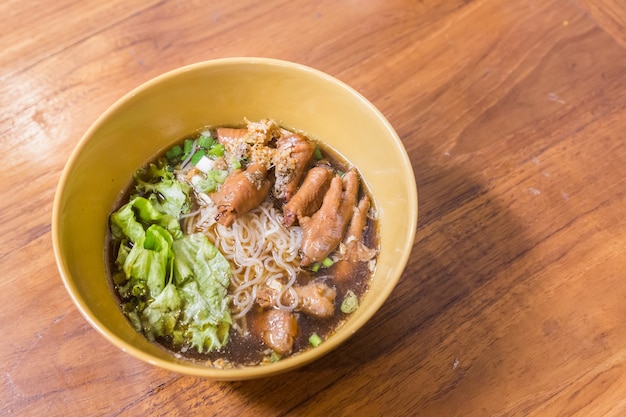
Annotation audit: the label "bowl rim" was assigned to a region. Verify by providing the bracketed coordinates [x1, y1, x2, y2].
[51, 56, 418, 379]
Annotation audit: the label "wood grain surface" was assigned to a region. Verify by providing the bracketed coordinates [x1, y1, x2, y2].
[3, 0, 626, 415]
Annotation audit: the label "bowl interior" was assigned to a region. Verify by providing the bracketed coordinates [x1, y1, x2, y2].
[52, 58, 418, 379]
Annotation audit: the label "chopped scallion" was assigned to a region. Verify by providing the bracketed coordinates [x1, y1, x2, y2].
[197, 135, 215, 149]
[313, 145, 323, 160]
[195, 177, 216, 193]
[310, 263, 321, 272]
[191, 149, 207, 165]
[195, 155, 214, 173]
[208, 143, 225, 158]
[209, 169, 229, 184]
[165, 145, 183, 160]
[341, 290, 359, 314]
[270, 351, 281, 362]
[309, 333, 323, 347]
[183, 139, 194, 158]
[322, 257, 334, 267]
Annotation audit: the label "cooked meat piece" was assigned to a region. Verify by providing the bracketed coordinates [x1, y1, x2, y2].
[217, 120, 281, 166]
[299, 175, 343, 266]
[255, 288, 272, 309]
[299, 169, 359, 266]
[216, 127, 247, 145]
[344, 196, 377, 261]
[344, 196, 370, 249]
[217, 119, 280, 146]
[293, 281, 336, 318]
[334, 195, 378, 284]
[246, 119, 282, 144]
[216, 127, 251, 163]
[256, 309, 299, 355]
[274, 133, 315, 201]
[211, 163, 271, 227]
[282, 166, 334, 227]
[256, 281, 337, 318]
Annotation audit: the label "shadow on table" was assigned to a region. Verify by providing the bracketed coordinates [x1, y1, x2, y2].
[231, 142, 535, 414]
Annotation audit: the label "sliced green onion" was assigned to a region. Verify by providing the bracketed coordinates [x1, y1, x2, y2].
[209, 169, 229, 184]
[195, 155, 214, 173]
[183, 139, 194, 158]
[270, 351, 281, 362]
[322, 257, 334, 267]
[313, 145, 323, 160]
[309, 333, 323, 347]
[195, 177, 216, 193]
[341, 290, 359, 314]
[208, 143, 225, 158]
[310, 263, 321, 272]
[231, 158, 242, 170]
[165, 145, 183, 160]
[197, 134, 215, 149]
[191, 149, 207, 165]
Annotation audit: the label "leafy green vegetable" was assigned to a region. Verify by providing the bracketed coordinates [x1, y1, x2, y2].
[136, 164, 190, 218]
[110, 196, 182, 241]
[122, 224, 173, 298]
[172, 233, 230, 287]
[141, 282, 182, 339]
[109, 162, 233, 354]
[172, 233, 232, 352]
[165, 145, 183, 161]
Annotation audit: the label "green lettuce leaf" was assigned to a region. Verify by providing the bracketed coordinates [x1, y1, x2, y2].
[110, 162, 232, 354]
[172, 233, 232, 352]
[111, 196, 182, 241]
[122, 224, 173, 298]
[141, 282, 182, 340]
[135, 163, 191, 218]
[110, 199, 147, 243]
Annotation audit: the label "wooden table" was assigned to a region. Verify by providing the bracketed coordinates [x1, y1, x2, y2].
[3, 0, 626, 415]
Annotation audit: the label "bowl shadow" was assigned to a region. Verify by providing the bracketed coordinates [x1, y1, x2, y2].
[225, 142, 536, 415]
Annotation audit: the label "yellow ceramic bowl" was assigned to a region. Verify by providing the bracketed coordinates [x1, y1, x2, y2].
[52, 57, 418, 380]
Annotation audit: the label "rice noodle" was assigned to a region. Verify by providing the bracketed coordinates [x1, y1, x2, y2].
[190, 198, 302, 319]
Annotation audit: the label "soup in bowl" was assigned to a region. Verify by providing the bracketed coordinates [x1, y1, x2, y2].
[52, 57, 418, 379]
